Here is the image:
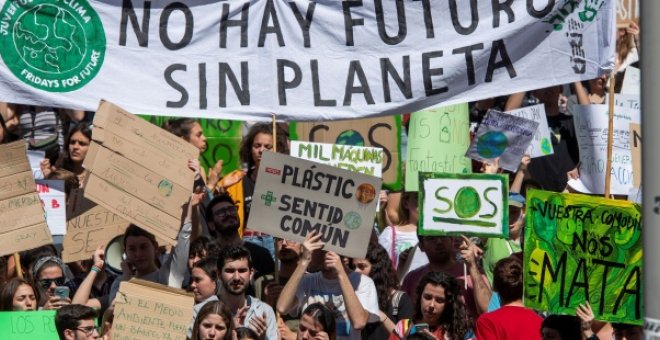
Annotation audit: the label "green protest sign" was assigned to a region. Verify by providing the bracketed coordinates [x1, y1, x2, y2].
[0, 310, 58, 339]
[289, 116, 402, 191]
[418, 172, 508, 238]
[524, 190, 643, 325]
[138, 115, 242, 177]
[406, 104, 472, 191]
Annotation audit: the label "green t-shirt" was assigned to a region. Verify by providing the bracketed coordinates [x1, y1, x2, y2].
[483, 237, 522, 284]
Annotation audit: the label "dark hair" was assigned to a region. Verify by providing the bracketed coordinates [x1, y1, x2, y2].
[193, 256, 219, 282]
[55, 304, 98, 340]
[190, 236, 221, 259]
[217, 244, 253, 271]
[493, 256, 523, 303]
[192, 301, 234, 340]
[397, 191, 418, 226]
[21, 245, 58, 280]
[60, 123, 92, 171]
[123, 225, 160, 267]
[239, 123, 288, 167]
[414, 271, 470, 340]
[46, 169, 80, 198]
[542, 315, 581, 339]
[205, 193, 237, 225]
[301, 303, 337, 340]
[360, 243, 399, 311]
[0, 277, 40, 311]
[235, 327, 260, 339]
[162, 118, 198, 141]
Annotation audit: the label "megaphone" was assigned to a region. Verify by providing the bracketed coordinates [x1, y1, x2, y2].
[105, 235, 125, 275]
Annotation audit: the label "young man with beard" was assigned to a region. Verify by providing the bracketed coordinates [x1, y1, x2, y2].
[205, 194, 275, 280]
[217, 244, 278, 339]
[276, 232, 380, 340]
[483, 193, 526, 285]
[400, 233, 491, 317]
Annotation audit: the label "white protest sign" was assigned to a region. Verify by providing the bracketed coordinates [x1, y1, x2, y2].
[247, 152, 381, 259]
[467, 110, 539, 172]
[0, 0, 615, 121]
[505, 104, 554, 158]
[621, 66, 640, 95]
[27, 150, 45, 180]
[36, 180, 66, 235]
[290, 141, 383, 178]
[572, 104, 640, 195]
[607, 93, 640, 110]
[419, 173, 508, 238]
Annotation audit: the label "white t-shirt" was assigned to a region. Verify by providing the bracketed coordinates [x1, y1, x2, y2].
[294, 271, 380, 340]
[378, 226, 419, 269]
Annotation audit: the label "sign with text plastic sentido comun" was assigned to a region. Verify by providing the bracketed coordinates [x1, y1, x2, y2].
[247, 152, 382, 259]
[524, 190, 643, 325]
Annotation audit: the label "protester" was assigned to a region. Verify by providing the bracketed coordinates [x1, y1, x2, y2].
[277, 232, 380, 340]
[482, 194, 525, 285]
[55, 304, 99, 340]
[0, 113, 10, 144]
[187, 256, 220, 338]
[218, 122, 288, 257]
[205, 193, 274, 281]
[296, 303, 337, 340]
[234, 327, 261, 340]
[378, 191, 421, 270]
[0, 277, 39, 311]
[71, 246, 113, 314]
[541, 315, 582, 340]
[216, 244, 278, 339]
[107, 182, 203, 302]
[32, 256, 73, 310]
[612, 322, 644, 340]
[390, 271, 471, 340]
[188, 236, 221, 274]
[191, 301, 235, 340]
[353, 242, 413, 339]
[401, 234, 490, 317]
[475, 256, 542, 339]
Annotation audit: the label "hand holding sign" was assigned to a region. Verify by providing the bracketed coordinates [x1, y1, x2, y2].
[301, 232, 325, 267]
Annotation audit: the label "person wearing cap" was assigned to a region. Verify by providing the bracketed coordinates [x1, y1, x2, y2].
[482, 193, 526, 286]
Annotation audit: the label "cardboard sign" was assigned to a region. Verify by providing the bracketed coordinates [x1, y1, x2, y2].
[291, 116, 402, 191]
[506, 104, 554, 158]
[63, 189, 130, 263]
[0, 310, 58, 340]
[247, 152, 382, 259]
[139, 115, 243, 177]
[36, 180, 66, 235]
[630, 123, 641, 188]
[572, 105, 640, 195]
[114, 279, 194, 340]
[419, 173, 508, 238]
[406, 104, 472, 192]
[290, 141, 383, 177]
[467, 110, 539, 172]
[84, 100, 199, 244]
[524, 190, 642, 325]
[0, 141, 52, 256]
[617, 0, 638, 26]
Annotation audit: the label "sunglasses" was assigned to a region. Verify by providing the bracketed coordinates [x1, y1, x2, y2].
[38, 277, 65, 289]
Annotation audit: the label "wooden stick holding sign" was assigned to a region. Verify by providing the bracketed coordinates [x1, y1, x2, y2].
[271, 113, 280, 285]
[605, 74, 616, 197]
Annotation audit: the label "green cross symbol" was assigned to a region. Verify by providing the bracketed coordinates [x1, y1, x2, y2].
[261, 191, 277, 206]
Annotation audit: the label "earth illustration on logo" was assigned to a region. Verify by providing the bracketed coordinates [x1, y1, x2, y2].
[0, 0, 106, 92]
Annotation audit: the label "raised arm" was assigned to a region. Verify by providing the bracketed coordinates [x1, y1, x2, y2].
[276, 232, 324, 315]
[71, 245, 104, 309]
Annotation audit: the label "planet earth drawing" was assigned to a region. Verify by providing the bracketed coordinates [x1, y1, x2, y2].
[476, 131, 508, 158]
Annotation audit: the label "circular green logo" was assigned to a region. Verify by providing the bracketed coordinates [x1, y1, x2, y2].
[158, 180, 173, 197]
[343, 212, 362, 230]
[0, 0, 105, 92]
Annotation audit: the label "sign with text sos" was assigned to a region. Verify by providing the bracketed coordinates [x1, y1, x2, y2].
[419, 173, 509, 238]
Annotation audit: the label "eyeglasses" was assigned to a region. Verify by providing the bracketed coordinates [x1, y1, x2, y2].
[74, 326, 100, 335]
[38, 277, 65, 289]
[213, 206, 238, 217]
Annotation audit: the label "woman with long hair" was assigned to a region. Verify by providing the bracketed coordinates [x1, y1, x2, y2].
[389, 271, 471, 340]
[378, 192, 420, 270]
[190, 301, 234, 340]
[354, 243, 413, 339]
[0, 277, 40, 311]
[41, 123, 92, 186]
[297, 303, 337, 340]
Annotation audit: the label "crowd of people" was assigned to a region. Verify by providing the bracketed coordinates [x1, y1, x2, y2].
[0, 20, 644, 340]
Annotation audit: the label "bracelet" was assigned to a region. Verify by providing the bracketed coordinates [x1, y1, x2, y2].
[91, 266, 102, 274]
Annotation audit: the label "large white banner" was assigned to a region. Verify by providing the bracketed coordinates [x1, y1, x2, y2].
[0, 0, 615, 121]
